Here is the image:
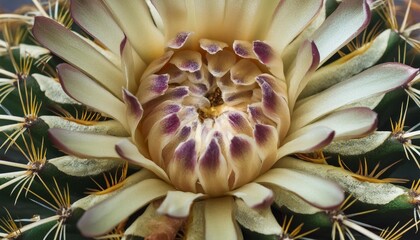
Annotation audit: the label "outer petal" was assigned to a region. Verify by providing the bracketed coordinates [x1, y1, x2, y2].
[265, 0, 323, 53]
[286, 40, 319, 107]
[275, 157, 405, 205]
[228, 183, 273, 209]
[71, 0, 124, 55]
[57, 64, 128, 130]
[77, 179, 173, 237]
[292, 63, 418, 131]
[301, 29, 392, 98]
[103, 0, 164, 62]
[115, 139, 170, 182]
[256, 168, 344, 209]
[311, 0, 371, 65]
[287, 107, 377, 141]
[32, 17, 123, 97]
[274, 126, 335, 166]
[48, 128, 123, 158]
[204, 197, 243, 240]
[157, 191, 204, 217]
[234, 199, 282, 236]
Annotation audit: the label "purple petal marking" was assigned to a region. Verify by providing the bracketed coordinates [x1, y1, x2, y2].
[162, 114, 180, 134]
[254, 124, 271, 145]
[228, 113, 246, 128]
[230, 136, 250, 159]
[182, 60, 200, 72]
[174, 139, 197, 170]
[179, 126, 192, 138]
[234, 43, 250, 58]
[168, 32, 192, 49]
[248, 106, 263, 121]
[122, 89, 143, 119]
[200, 139, 220, 170]
[171, 87, 189, 99]
[206, 44, 221, 54]
[164, 104, 181, 114]
[151, 74, 169, 93]
[259, 81, 277, 112]
[253, 41, 273, 64]
[193, 70, 202, 81]
[190, 83, 208, 95]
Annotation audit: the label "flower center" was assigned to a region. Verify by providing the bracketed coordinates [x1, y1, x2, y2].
[136, 38, 289, 195]
[198, 87, 224, 121]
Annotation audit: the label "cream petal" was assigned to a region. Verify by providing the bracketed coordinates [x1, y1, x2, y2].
[265, 0, 323, 53]
[77, 179, 173, 237]
[115, 139, 170, 182]
[276, 126, 335, 160]
[221, 0, 279, 41]
[230, 59, 261, 85]
[234, 199, 282, 236]
[256, 168, 344, 209]
[151, 1, 192, 36]
[170, 50, 202, 73]
[233, 40, 256, 59]
[103, 0, 164, 62]
[228, 135, 261, 187]
[122, 89, 143, 140]
[301, 29, 392, 98]
[287, 107, 377, 142]
[311, 0, 371, 65]
[254, 123, 278, 170]
[200, 39, 228, 54]
[292, 63, 418, 131]
[32, 17, 124, 97]
[57, 64, 128, 129]
[207, 51, 237, 78]
[275, 157, 405, 205]
[140, 50, 174, 79]
[204, 197, 243, 240]
[120, 38, 142, 93]
[286, 40, 319, 107]
[229, 183, 273, 208]
[71, 0, 124, 55]
[157, 191, 204, 218]
[166, 138, 199, 192]
[197, 137, 230, 195]
[167, 31, 193, 49]
[253, 41, 285, 79]
[137, 74, 170, 104]
[48, 128, 123, 158]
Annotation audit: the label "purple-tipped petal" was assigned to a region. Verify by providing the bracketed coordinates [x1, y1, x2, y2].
[71, 0, 124, 55]
[57, 64, 128, 129]
[32, 17, 124, 97]
[115, 139, 169, 181]
[229, 135, 261, 187]
[256, 168, 344, 210]
[170, 50, 202, 73]
[168, 32, 192, 49]
[311, 0, 371, 65]
[292, 63, 419, 131]
[167, 139, 198, 192]
[200, 39, 228, 54]
[233, 40, 255, 59]
[229, 183, 274, 209]
[206, 51, 237, 78]
[77, 179, 173, 237]
[48, 128, 123, 158]
[157, 191, 203, 218]
[198, 138, 229, 195]
[137, 74, 170, 104]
